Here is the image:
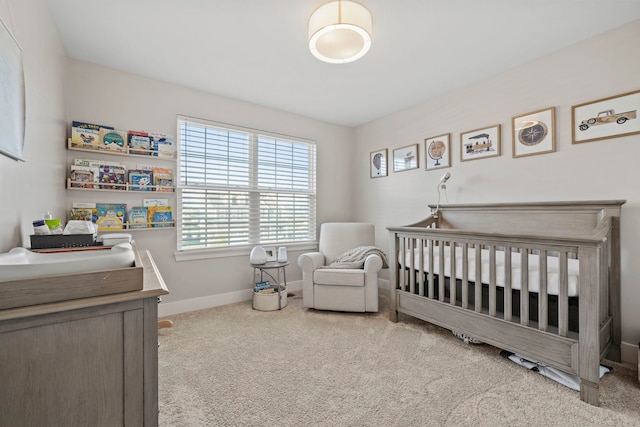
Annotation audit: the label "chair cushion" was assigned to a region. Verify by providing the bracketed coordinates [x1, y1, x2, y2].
[313, 268, 364, 287]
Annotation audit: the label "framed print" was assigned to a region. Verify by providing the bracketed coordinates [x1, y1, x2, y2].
[512, 107, 555, 158]
[425, 133, 451, 170]
[460, 125, 501, 162]
[264, 246, 277, 262]
[393, 144, 419, 172]
[0, 15, 25, 161]
[370, 148, 387, 178]
[572, 89, 640, 144]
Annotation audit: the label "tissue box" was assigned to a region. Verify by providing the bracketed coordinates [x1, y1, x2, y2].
[30, 234, 95, 249]
[101, 233, 132, 247]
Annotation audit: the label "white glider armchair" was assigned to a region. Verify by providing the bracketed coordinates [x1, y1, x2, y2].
[297, 222, 383, 312]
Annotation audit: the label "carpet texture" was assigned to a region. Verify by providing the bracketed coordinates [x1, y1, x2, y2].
[158, 290, 640, 426]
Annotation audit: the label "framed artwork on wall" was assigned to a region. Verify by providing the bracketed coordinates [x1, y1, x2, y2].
[0, 15, 25, 161]
[512, 107, 555, 158]
[572, 89, 640, 144]
[370, 148, 387, 178]
[393, 144, 419, 172]
[460, 125, 501, 162]
[424, 133, 451, 170]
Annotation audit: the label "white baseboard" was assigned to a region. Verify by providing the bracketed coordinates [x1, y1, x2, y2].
[158, 280, 302, 317]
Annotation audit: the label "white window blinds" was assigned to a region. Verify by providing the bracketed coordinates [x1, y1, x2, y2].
[177, 116, 316, 251]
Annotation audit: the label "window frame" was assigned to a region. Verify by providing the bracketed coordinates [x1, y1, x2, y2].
[175, 115, 317, 259]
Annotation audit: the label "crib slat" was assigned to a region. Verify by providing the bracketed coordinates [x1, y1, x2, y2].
[520, 249, 529, 326]
[399, 237, 406, 292]
[504, 246, 512, 322]
[461, 243, 469, 310]
[438, 240, 446, 302]
[539, 249, 548, 332]
[450, 243, 457, 306]
[409, 238, 415, 294]
[489, 245, 496, 317]
[558, 251, 569, 336]
[475, 244, 482, 313]
[418, 238, 425, 297]
[428, 239, 435, 299]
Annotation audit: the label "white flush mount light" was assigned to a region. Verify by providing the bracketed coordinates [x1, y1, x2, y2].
[308, 1, 372, 64]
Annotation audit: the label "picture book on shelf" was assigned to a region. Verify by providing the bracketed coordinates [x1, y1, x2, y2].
[99, 165, 127, 190]
[128, 169, 153, 191]
[128, 206, 149, 229]
[72, 202, 98, 223]
[69, 165, 97, 189]
[147, 131, 175, 157]
[70, 121, 112, 150]
[143, 198, 169, 207]
[128, 131, 152, 155]
[152, 167, 174, 192]
[69, 207, 95, 222]
[148, 205, 173, 228]
[96, 203, 127, 230]
[99, 128, 128, 153]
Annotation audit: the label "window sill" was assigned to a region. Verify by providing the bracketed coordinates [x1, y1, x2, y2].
[173, 242, 318, 262]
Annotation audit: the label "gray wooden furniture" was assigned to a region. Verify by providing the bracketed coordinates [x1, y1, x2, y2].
[387, 200, 624, 406]
[0, 246, 169, 426]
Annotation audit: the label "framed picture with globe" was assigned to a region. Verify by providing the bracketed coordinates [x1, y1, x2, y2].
[370, 148, 388, 178]
[512, 107, 555, 158]
[424, 133, 450, 170]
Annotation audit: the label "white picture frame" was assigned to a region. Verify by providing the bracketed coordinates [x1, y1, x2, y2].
[370, 148, 387, 178]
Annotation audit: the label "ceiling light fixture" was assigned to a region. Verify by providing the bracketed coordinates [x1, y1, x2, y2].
[308, 1, 372, 64]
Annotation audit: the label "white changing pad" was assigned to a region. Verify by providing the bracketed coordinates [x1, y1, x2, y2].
[400, 245, 579, 297]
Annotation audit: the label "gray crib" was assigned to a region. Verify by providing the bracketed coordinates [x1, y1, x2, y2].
[387, 200, 625, 406]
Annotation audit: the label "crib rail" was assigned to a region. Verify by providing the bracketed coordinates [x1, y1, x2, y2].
[388, 219, 613, 342]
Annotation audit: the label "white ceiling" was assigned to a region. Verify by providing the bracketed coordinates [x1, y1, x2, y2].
[47, 0, 640, 128]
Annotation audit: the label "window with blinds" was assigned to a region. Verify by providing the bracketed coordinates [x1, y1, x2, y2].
[177, 116, 316, 251]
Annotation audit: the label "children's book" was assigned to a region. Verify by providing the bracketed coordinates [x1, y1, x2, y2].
[152, 167, 174, 192]
[128, 206, 149, 229]
[99, 165, 127, 190]
[128, 169, 153, 191]
[69, 165, 97, 189]
[70, 121, 112, 150]
[69, 207, 95, 222]
[72, 202, 98, 223]
[147, 131, 175, 157]
[99, 128, 128, 153]
[96, 203, 127, 230]
[148, 205, 173, 228]
[143, 198, 169, 207]
[128, 131, 152, 155]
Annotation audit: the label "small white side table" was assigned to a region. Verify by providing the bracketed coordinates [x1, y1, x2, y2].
[251, 261, 289, 311]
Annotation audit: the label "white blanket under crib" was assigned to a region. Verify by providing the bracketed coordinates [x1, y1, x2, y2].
[401, 245, 580, 297]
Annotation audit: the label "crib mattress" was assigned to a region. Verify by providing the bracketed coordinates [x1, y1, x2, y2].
[401, 246, 579, 297]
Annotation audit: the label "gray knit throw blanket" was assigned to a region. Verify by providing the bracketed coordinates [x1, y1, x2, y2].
[325, 246, 389, 269]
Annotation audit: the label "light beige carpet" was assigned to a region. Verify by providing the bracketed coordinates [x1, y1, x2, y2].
[158, 290, 640, 426]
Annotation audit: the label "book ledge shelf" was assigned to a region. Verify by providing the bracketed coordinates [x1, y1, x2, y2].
[67, 179, 175, 193]
[67, 139, 176, 160]
[100, 221, 176, 231]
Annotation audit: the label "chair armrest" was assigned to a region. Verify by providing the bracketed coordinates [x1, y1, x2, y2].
[363, 253, 383, 274]
[297, 251, 325, 272]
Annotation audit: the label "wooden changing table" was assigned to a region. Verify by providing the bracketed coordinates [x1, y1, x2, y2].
[0, 245, 169, 426]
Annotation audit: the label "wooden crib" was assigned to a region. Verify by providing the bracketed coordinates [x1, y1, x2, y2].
[387, 200, 625, 406]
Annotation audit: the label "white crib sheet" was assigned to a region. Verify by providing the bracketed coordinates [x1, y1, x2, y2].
[401, 245, 579, 297]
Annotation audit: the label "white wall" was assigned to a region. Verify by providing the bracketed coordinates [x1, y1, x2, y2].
[0, 0, 67, 252]
[353, 19, 640, 361]
[66, 61, 355, 307]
